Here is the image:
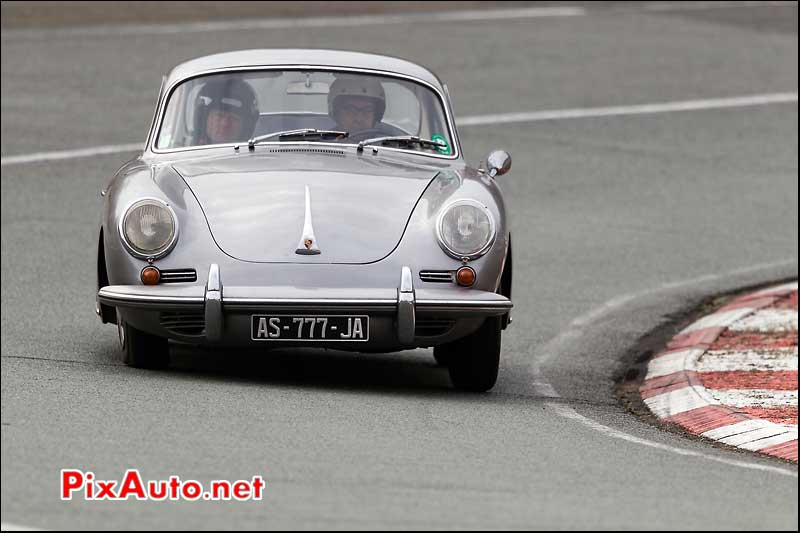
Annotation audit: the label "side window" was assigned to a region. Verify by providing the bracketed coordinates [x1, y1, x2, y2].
[156, 83, 185, 149]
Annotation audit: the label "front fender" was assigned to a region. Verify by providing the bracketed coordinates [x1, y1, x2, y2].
[386, 167, 509, 294]
[102, 162, 221, 286]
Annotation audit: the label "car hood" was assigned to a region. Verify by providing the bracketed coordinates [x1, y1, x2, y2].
[173, 153, 441, 264]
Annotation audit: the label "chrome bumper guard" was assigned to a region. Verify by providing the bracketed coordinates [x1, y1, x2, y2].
[98, 264, 512, 344]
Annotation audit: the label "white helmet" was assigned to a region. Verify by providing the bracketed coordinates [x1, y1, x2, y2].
[327, 76, 386, 123]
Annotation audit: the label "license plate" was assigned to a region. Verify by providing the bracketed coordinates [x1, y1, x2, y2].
[251, 315, 369, 341]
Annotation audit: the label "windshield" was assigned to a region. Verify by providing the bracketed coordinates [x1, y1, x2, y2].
[155, 70, 455, 156]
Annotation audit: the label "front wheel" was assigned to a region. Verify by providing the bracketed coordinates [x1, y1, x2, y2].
[119, 319, 170, 369]
[437, 316, 501, 392]
[433, 350, 452, 367]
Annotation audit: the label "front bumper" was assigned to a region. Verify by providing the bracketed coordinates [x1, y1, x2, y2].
[98, 265, 512, 350]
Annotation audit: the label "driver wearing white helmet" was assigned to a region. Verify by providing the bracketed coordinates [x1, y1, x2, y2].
[327, 76, 386, 134]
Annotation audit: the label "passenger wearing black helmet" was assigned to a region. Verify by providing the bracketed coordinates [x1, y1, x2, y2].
[194, 77, 259, 145]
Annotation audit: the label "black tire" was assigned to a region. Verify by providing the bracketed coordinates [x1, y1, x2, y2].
[443, 316, 501, 392]
[432, 349, 453, 367]
[120, 320, 170, 369]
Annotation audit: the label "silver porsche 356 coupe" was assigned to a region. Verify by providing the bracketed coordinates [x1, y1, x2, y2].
[96, 49, 512, 391]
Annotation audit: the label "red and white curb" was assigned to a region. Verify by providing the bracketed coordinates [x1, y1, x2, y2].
[641, 282, 798, 462]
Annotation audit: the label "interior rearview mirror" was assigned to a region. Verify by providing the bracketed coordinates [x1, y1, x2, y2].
[286, 81, 330, 95]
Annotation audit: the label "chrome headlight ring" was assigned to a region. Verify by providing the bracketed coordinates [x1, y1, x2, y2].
[118, 198, 179, 260]
[436, 199, 496, 261]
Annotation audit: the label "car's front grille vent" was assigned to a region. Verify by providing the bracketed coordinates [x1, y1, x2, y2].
[415, 319, 456, 337]
[269, 148, 345, 156]
[159, 268, 197, 283]
[160, 312, 205, 336]
[419, 270, 454, 283]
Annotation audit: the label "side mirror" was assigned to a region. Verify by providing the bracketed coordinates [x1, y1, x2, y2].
[486, 150, 512, 178]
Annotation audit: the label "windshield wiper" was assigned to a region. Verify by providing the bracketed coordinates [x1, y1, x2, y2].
[247, 129, 348, 151]
[356, 135, 446, 153]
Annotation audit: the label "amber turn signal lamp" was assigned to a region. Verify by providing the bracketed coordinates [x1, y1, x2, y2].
[456, 266, 476, 287]
[141, 266, 161, 285]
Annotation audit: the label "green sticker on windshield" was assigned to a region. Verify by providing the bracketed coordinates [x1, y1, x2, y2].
[431, 134, 451, 155]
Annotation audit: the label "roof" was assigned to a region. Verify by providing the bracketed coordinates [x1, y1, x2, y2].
[165, 49, 445, 89]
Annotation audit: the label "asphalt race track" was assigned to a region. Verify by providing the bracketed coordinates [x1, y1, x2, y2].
[1, 2, 798, 529]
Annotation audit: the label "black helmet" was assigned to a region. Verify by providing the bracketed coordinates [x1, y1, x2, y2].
[327, 76, 386, 124]
[194, 77, 259, 142]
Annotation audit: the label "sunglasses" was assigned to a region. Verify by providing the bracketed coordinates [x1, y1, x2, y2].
[207, 110, 243, 123]
[340, 103, 376, 115]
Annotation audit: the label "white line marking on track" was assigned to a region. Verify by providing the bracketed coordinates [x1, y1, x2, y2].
[639, 0, 796, 12]
[531, 259, 798, 478]
[0, 523, 42, 531]
[3, 93, 797, 167]
[3, 1, 793, 41]
[548, 402, 797, 477]
[0, 143, 143, 167]
[1, 6, 586, 40]
[457, 93, 798, 126]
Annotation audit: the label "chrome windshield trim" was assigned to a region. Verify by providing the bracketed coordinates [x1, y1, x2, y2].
[152, 141, 453, 160]
[148, 65, 460, 160]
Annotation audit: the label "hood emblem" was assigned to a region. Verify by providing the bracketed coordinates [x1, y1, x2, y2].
[295, 185, 321, 255]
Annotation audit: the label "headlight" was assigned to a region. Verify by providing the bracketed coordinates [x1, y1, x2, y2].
[436, 200, 495, 260]
[119, 198, 178, 258]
